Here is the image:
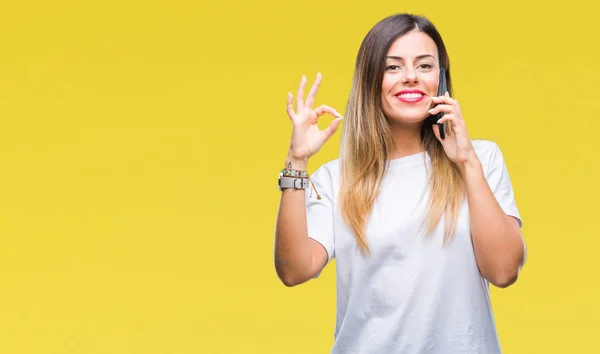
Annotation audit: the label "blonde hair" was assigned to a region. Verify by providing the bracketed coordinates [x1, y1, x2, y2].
[338, 14, 465, 256]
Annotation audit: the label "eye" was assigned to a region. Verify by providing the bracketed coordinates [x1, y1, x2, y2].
[418, 64, 433, 69]
[385, 65, 401, 71]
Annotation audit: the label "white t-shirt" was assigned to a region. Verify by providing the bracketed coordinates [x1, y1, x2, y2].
[305, 140, 526, 354]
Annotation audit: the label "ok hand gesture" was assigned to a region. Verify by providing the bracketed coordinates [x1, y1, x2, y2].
[286, 73, 343, 166]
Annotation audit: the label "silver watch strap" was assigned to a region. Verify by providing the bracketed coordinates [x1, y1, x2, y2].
[279, 176, 309, 190]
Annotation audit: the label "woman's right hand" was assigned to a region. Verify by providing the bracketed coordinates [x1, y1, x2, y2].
[286, 73, 343, 167]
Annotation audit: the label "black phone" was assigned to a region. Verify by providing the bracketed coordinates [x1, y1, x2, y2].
[435, 67, 447, 139]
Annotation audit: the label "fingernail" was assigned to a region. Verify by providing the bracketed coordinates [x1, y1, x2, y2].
[428, 109, 434, 113]
[437, 119, 442, 124]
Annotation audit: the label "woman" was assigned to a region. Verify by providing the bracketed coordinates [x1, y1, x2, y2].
[274, 13, 526, 353]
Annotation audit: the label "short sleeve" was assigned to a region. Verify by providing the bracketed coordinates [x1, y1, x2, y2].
[305, 164, 336, 275]
[483, 142, 527, 268]
[484, 142, 522, 226]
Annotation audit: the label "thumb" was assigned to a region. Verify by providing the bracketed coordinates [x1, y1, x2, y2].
[322, 116, 343, 140]
[432, 123, 443, 142]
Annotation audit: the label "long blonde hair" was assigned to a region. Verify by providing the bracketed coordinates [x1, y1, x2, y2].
[339, 14, 465, 256]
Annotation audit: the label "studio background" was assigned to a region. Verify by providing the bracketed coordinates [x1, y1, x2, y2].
[0, 0, 598, 353]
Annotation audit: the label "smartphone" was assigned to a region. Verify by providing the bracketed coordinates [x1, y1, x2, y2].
[435, 67, 447, 139]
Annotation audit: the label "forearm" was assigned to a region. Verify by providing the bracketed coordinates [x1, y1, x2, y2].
[274, 156, 313, 286]
[462, 160, 524, 288]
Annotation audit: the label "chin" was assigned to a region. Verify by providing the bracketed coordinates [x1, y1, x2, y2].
[386, 110, 429, 125]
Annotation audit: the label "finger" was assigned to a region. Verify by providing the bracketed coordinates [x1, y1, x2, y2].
[322, 117, 343, 141]
[436, 115, 464, 133]
[431, 95, 457, 105]
[286, 92, 295, 120]
[436, 114, 456, 125]
[304, 72, 322, 109]
[309, 104, 340, 125]
[428, 104, 453, 116]
[296, 75, 307, 111]
[443, 91, 461, 109]
[313, 104, 341, 118]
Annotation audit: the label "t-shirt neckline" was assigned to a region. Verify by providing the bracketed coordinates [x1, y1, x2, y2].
[387, 151, 429, 168]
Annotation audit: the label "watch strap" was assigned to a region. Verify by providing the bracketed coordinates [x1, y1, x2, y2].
[279, 176, 309, 190]
[281, 167, 308, 178]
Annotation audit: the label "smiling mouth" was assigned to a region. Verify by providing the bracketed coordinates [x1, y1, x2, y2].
[395, 93, 425, 103]
[397, 92, 423, 99]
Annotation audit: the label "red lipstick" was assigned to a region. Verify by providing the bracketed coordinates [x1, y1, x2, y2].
[395, 89, 426, 103]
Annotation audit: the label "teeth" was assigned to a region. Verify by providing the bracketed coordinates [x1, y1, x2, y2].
[397, 93, 423, 98]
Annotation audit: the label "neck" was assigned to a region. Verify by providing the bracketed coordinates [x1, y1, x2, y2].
[389, 121, 424, 159]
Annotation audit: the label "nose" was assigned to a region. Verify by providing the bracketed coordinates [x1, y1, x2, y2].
[401, 67, 418, 85]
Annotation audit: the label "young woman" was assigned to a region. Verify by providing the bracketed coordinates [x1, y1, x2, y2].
[274, 13, 526, 353]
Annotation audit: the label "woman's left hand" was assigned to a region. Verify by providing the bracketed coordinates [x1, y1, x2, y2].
[429, 92, 480, 170]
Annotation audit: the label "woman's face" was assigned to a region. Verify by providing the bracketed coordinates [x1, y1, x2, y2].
[381, 30, 440, 126]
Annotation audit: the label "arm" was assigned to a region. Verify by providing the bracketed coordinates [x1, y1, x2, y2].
[274, 156, 328, 287]
[274, 73, 342, 287]
[462, 159, 525, 288]
[430, 94, 525, 288]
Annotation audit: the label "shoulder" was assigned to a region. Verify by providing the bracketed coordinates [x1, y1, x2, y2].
[311, 158, 340, 177]
[471, 139, 503, 167]
[310, 158, 341, 187]
[471, 139, 515, 184]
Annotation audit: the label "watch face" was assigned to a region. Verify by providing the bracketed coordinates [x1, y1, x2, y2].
[278, 172, 283, 191]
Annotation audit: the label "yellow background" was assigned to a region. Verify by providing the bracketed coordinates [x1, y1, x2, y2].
[0, 0, 598, 353]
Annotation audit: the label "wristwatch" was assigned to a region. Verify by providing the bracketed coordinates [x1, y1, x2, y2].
[278, 171, 310, 191]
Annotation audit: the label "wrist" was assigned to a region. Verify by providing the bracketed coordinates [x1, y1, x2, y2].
[285, 151, 309, 170]
[460, 156, 483, 178]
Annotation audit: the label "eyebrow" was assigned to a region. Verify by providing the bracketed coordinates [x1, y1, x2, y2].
[385, 54, 436, 61]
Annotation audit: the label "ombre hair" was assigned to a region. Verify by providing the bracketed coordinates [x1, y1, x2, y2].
[339, 13, 465, 256]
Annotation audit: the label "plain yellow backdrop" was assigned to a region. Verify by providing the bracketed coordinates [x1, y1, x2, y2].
[0, 0, 598, 353]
